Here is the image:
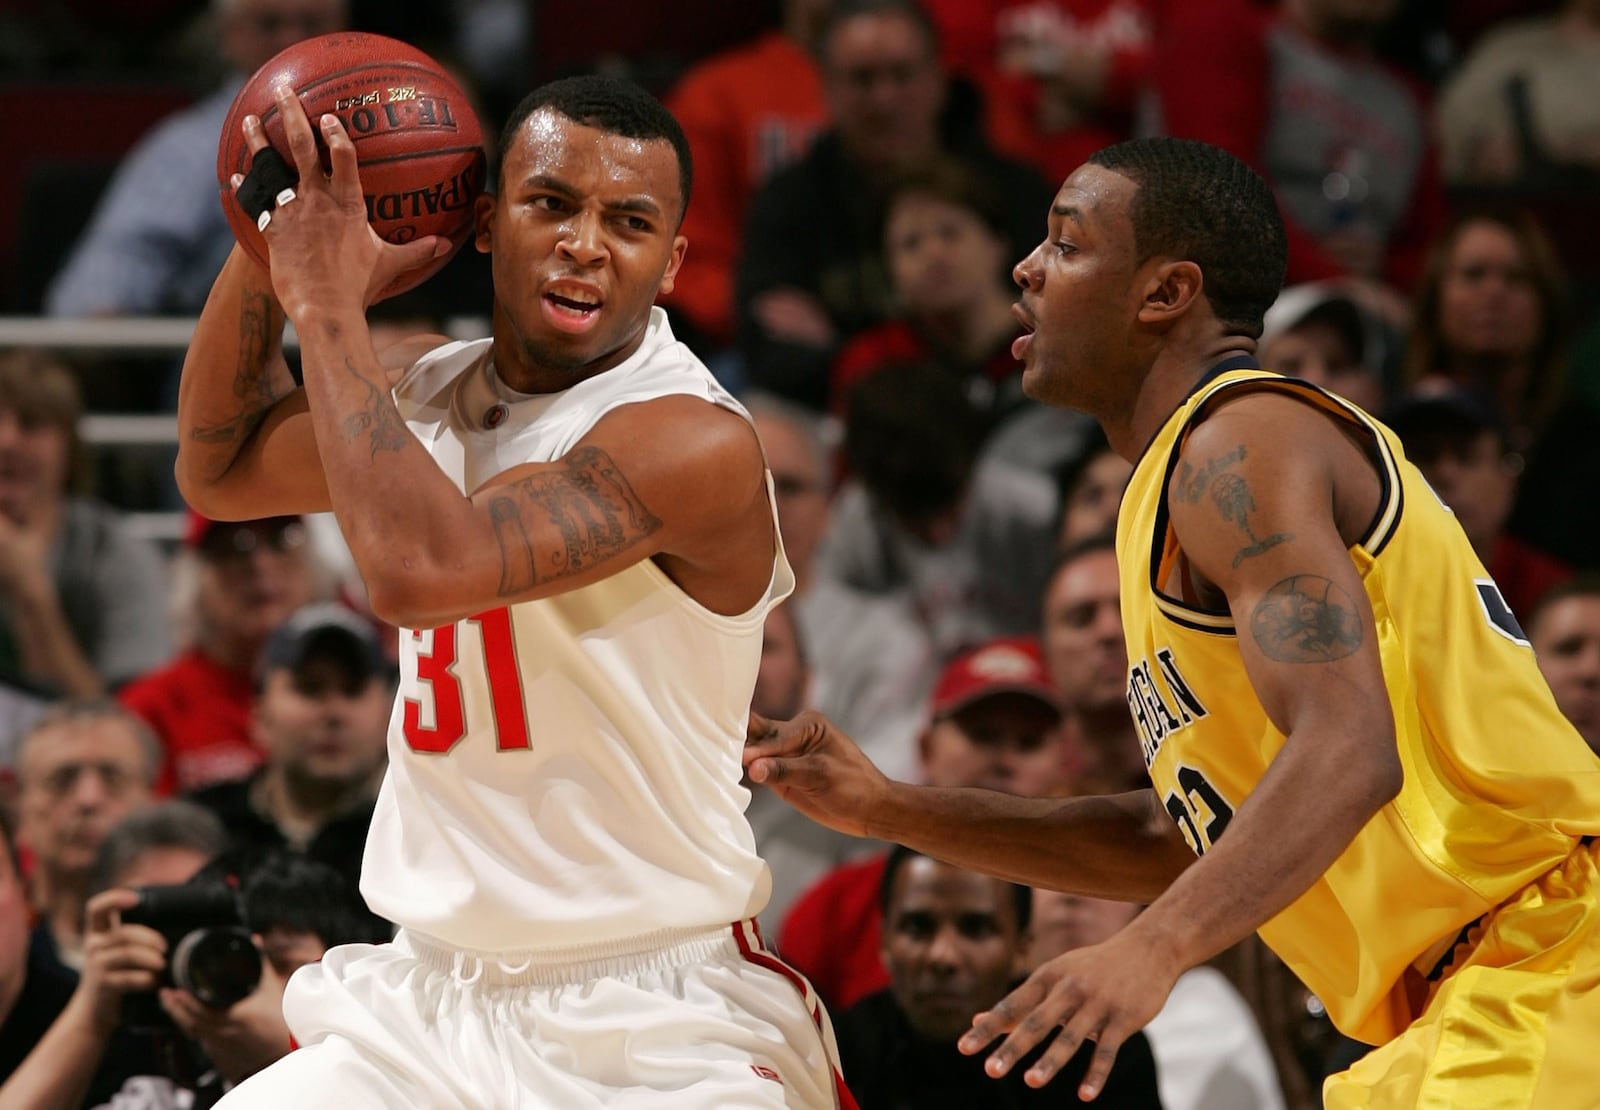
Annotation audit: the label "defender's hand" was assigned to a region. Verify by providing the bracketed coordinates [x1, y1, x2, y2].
[958, 927, 1179, 1100]
[743, 710, 890, 838]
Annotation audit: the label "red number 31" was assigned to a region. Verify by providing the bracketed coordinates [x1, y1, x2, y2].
[401, 607, 530, 753]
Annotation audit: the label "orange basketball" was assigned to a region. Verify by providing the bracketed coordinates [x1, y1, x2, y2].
[217, 32, 487, 297]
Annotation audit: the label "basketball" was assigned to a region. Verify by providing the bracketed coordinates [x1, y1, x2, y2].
[217, 32, 487, 297]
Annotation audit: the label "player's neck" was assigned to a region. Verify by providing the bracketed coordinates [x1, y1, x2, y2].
[1115, 339, 1258, 463]
[491, 312, 651, 396]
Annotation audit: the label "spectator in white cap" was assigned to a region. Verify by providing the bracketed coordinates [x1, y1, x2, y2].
[774, 636, 1069, 1014]
[1259, 282, 1396, 414]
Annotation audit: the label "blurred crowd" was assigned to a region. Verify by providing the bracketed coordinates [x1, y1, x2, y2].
[3, 0, 1600, 1106]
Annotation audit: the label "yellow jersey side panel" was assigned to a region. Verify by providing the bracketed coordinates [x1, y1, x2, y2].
[1116, 368, 1600, 1045]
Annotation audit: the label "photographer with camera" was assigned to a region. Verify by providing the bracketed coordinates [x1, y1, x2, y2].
[3, 805, 385, 1109]
[0, 800, 226, 1110]
[160, 851, 390, 1103]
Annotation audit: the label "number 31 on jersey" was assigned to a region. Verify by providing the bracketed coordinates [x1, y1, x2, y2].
[403, 608, 530, 754]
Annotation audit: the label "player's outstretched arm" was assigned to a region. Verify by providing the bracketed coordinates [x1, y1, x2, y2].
[746, 712, 1193, 903]
[962, 394, 1400, 1099]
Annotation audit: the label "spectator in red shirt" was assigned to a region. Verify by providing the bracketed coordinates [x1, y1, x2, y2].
[831, 159, 1027, 421]
[1154, 0, 1446, 291]
[986, 0, 1159, 185]
[661, 0, 832, 351]
[777, 635, 1069, 1012]
[119, 512, 320, 794]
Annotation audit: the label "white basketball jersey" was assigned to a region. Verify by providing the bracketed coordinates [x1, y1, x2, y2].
[361, 308, 794, 953]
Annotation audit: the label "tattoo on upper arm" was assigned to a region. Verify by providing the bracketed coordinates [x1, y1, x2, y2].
[188, 290, 289, 466]
[1249, 575, 1363, 662]
[1174, 444, 1293, 567]
[486, 446, 663, 596]
[340, 357, 409, 458]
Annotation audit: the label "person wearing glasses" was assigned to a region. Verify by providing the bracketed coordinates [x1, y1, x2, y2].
[11, 701, 160, 976]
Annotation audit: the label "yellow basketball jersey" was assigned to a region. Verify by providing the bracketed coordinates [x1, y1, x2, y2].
[1116, 366, 1600, 1046]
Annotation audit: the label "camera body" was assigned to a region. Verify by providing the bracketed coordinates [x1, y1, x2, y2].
[122, 881, 262, 1014]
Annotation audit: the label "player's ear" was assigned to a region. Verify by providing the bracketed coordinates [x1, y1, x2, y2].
[1137, 260, 1203, 325]
[657, 235, 688, 296]
[473, 191, 495, 253]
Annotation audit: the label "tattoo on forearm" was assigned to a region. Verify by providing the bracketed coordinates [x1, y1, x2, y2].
[1174, 444, 1292, 567]
[487, 446, 663, 596]
[339, 357, 409, 458]
[189, 290, 288, 466]
[1249, 575, 1363, 662]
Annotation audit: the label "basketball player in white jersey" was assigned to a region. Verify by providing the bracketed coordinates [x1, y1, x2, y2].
[175, 74, 851, 1108]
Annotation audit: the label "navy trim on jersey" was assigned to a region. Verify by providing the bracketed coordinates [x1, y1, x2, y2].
[1143, 368, 1405, 634]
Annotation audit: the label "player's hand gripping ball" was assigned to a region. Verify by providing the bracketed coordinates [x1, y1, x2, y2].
[218, 32, 486, 298]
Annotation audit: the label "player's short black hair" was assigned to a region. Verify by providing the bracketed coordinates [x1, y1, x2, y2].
[1087, 138, 1287, 340]
[879, 845, 1033, 934]
[498, 74, 693, 225]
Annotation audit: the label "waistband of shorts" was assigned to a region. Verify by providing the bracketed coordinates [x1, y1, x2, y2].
[396, 920, 756, 987]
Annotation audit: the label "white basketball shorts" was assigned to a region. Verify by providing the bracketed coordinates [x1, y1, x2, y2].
[214, 919, 854, 1108]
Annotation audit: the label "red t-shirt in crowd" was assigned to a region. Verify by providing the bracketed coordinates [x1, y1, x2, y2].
[831, 322, 1020, 417]
[778, 852, 890, 1015]
[119, 648, 262, 795]
[662, 32, 827, 346]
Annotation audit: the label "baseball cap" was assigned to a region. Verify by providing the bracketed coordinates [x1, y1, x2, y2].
[185, 509, 306, 555]
[257, 603, 389, 686]
[1261, 282, 1392, 383]
[930, 637, 1062, 719]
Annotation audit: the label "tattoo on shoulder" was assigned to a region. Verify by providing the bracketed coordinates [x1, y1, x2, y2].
[339, 357, 409, 458]
[1175, 445, 1245, 503]
[1174, 444, 1292, 567]
[1249, 575, 1363, 663]
[188, 290, 287, 466]
[487, 446, 663, 596]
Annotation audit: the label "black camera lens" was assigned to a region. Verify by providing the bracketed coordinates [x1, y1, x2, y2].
[172, 927, 262, 1010]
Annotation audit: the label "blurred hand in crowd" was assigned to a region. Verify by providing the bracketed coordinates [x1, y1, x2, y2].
[160, 939, 293, 1085]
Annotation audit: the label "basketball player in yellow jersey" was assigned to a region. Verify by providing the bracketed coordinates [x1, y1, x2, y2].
[744, 136, 1600, 1108]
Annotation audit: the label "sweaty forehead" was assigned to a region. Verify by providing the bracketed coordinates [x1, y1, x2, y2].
[507, 110, 682, 213]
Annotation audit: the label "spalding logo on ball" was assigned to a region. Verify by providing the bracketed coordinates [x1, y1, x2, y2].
[217, 32, 487, 297]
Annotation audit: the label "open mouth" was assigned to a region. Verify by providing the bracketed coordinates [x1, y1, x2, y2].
[1011, 302, 1037, 361]
[543, 284, 604, 333]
